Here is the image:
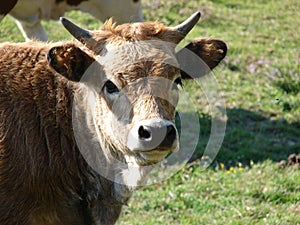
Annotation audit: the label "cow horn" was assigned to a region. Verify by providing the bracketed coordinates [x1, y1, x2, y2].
[173, 12, 201, 36]
[60, 17, 96, 49]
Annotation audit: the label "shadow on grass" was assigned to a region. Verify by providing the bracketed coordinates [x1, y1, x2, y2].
[184, 108, 300, 167]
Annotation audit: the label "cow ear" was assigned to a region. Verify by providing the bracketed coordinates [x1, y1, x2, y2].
[176, 38, 227, 79]
[47, 44, 94, 82]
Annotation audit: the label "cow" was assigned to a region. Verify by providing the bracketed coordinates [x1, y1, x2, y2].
[0, 12, 227, 225]
[0, 0, 143, 41]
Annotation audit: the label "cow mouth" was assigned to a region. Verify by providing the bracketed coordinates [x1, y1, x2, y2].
[136, 146, 178, 165]
[135, 141, 178, 154]
[138, 146, 177, 153]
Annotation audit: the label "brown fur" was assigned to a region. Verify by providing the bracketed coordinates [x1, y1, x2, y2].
[101, 19, 183, 43]
[0, 42, 123, 225]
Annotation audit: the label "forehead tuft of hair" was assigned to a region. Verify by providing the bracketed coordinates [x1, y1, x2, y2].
[100, 18, 182, 42]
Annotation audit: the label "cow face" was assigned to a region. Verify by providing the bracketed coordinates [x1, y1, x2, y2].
[94, 40, 181, 165]
[48, 12, 227, 166]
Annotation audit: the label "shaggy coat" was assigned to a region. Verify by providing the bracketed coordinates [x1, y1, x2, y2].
[0, 41, 123, 225]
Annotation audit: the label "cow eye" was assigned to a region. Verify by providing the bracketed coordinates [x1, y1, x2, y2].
[104, 80, 120, 94]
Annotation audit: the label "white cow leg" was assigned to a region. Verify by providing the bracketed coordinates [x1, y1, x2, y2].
[14, 19, 48, 41]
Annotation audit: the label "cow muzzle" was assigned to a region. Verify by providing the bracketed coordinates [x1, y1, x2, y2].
[126, 119, 179, 158]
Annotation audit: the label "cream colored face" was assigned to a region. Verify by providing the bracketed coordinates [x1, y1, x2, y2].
[94, 41, 182, 165]
[54, 12, 226, 186]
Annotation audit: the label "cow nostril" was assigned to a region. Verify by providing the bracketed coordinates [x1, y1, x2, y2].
[166, 124, 176, 142]
[138, 125, 151, 140]
[159, 124, 176, 148]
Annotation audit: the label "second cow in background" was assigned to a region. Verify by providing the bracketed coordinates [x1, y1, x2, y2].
[0, 0, 143, 41]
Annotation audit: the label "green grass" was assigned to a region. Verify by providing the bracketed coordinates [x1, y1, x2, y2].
[121, 161, 300, 225]
[1, 0, 299, 224]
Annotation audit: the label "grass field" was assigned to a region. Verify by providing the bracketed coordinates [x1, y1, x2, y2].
[0, 0, 299, 224]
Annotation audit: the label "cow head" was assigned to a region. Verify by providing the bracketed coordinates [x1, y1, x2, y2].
[47, 12, 227, 168]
